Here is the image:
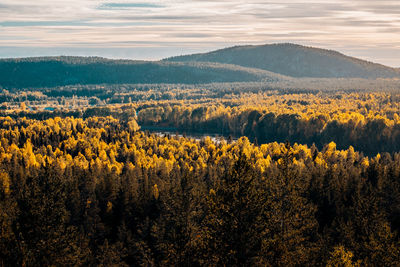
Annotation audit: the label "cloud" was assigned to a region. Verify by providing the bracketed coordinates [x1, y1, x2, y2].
[0, 0, 399, 66]
[98, 2, 165, 9]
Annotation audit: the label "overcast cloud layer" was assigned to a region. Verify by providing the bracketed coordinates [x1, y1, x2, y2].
[0, 0, 399, 67]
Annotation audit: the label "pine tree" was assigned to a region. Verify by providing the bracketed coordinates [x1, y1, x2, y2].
[261, 143, 319, 266]
[14, 164, 89, 266]
[202, 153, 267, 265]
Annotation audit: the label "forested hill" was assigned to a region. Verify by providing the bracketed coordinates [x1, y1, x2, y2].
[0, 56, 284, 88]
[165, 43, 400, 79]
[2, 44, 399, 89]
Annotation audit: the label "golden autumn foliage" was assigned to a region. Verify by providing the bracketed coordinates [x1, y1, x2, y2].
[126, 91, 400, 156]
[327, 246, 360, 267]
[0, 115, 378, 178]
[134, 92, 400, 127]
[0, 171, 10, 195]
[0, 115, 399, 266]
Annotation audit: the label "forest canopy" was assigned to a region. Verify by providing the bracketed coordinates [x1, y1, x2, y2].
[4, 88, 400, 156]
[0, 115, 399, 265]
[1, 79, 400, 265]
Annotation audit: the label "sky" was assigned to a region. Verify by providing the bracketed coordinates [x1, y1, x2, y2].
[0, 0, 399, 67]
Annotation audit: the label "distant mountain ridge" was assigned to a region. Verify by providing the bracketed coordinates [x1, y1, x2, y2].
[0, 43, 399, 89]
[0, 57, 284, 88]
[165, 43, 400, 79]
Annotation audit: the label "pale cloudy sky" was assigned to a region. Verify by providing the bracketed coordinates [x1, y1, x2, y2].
[0, 0, 399, 67]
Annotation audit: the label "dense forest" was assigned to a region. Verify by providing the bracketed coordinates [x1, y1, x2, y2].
[134, 91, 400, 155]
[0, 115, 399, 266]
[4, 88, 400, 156]
[0, 57, 281, 88]
[1, 80, 400, 265]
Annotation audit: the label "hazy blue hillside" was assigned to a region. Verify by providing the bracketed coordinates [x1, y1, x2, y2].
[165, 43, 400, 79]
[0, 56, 283, 88]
